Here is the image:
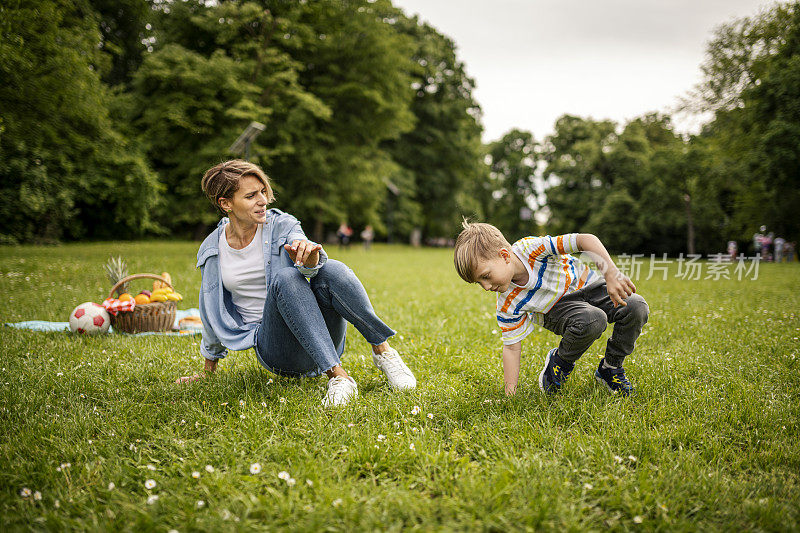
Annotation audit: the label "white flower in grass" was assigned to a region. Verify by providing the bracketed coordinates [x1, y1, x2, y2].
[377, 434, 386, 442]
[628, 455, 638, 462]
[249, 463, 262, 475]
[108, 482, 115, 490]
[279, 397, 286, 404]
[306, 479, 313, 487]
[239, 400, 245, 406]
[33, 491, 42, 501]
[168, 530, 179, 533]
[191, 471, 200, 479]
[633, 516, 643, 524]
[57, 372, 63, 377]
[613, 455, 623, 464]
[267, 378, 273, 385]
[332, 498, 343, 507]
[205, 465, 214, 473]
[409, 443, 415, 451]
[144, 479, 156, 490]
[220, 509, 232, 520]
[410, 405, 421, 415]
[196, 500, 205, 509]
[147, 495, 159, 505]
[277, 471, 290, 481]
[287, 478, 296, 486]
[20, 487, 32, 498]
[54, 499, 60, 508]
[240, 414, 246, 419]
[261, 402, 267, 408]
[583, 483, 593, 490]
[427, 413, 434, 419]
[147, 464, 156, 471]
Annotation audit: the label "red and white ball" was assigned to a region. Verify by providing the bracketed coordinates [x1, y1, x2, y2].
[69, 302, 111, 335]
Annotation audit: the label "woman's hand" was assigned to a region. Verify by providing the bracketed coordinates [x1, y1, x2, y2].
[284, 240, 322, 268]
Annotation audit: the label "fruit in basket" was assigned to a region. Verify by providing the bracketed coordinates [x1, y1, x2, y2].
[104, 256, 129, 296]
[134, 293, 151, 305]
[140, 289, 152, 297]
[69, 302, 111, 335]
[150, 292, 168, 302]
[153, 272, 172, 291]
[118, 293, 133, 302]
[166, 292, 182, 301]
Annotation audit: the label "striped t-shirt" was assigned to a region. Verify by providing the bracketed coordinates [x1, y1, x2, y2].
[496, 234, 600, 345]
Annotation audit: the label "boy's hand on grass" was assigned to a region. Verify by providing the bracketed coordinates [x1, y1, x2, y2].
[284, 240, 322, 267]
[175, 374, 206, 384]
[175, 358, 218, 384]
[605, 269, 636, 307]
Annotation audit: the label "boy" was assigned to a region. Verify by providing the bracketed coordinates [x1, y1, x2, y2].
[454, 222, 649, 396]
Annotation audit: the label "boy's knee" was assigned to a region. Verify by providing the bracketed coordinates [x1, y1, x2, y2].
[569, 308, 607, 339]
[625, 295, 649, 325]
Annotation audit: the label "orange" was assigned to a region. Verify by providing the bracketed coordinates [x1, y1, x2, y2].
[134, 293, 150, 305]
[118, 293, 133, 302]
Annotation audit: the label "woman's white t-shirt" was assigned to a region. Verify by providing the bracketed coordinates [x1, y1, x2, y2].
[219, 223, 266, 324]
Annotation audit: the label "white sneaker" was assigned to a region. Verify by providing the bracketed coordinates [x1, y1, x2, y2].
[322, 376, 358, 407]
[372, 348, 417, 390]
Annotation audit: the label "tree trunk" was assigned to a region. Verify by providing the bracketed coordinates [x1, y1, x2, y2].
[684, 193, 695, 255]
[313, 219, 323, 244]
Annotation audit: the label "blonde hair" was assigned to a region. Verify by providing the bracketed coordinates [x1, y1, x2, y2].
[453, 220, 511, 282]
[201, 159, 274, 215]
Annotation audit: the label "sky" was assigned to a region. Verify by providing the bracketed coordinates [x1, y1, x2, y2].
[393, 0, 774, 142]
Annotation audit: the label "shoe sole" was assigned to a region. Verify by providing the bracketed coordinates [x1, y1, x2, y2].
[538, 349, 557, 394]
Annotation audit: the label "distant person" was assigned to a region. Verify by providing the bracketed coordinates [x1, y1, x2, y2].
[453, 221, 649, 397]
[774, 236, 786, 263]
[762, 232, 774, 261]
[727, 240, 738, 262]
[786, 241, 796, 262]
[176, 160, 416, 406]
[360, 225, 375, 250]
[753, 226, 765, 255]
[337, 222, 353, 249]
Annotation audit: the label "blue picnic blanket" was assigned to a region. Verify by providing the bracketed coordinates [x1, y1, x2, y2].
[4, 309, 203, 336]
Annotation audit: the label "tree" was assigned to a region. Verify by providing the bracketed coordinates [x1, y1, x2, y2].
[0, 0, 160, 243]
[480, 129, 541, 241]
[689, 2, 800, 242]
[541, 115, 617, 236]
[385, 13, 484, 240]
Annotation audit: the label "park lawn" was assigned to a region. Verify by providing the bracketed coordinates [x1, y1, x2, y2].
[1, 242, 799, 531]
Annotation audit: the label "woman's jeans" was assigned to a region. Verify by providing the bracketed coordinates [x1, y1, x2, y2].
[255, 259, 395, 377]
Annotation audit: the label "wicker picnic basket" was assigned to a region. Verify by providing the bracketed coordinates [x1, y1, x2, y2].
[108, 273, 177, 334]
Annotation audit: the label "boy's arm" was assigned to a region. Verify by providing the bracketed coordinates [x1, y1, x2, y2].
[502, 341, 523, 395]
[576, 233, 636, 307]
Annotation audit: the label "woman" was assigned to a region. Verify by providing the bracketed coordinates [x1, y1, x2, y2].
[177, 160, 416, 406]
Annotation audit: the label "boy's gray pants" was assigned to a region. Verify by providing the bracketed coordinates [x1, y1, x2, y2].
[542, 281, 649, 367]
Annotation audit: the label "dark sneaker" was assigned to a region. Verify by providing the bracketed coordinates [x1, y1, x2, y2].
[594, 359, 635, 396]
[538, 348, 574, 394]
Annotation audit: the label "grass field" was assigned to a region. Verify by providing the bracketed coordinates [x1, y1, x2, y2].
[1, 242, 799, 531]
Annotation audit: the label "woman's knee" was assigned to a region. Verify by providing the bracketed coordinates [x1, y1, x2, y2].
[271, 267, 309, 294]
[312, 259, 358, 287]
